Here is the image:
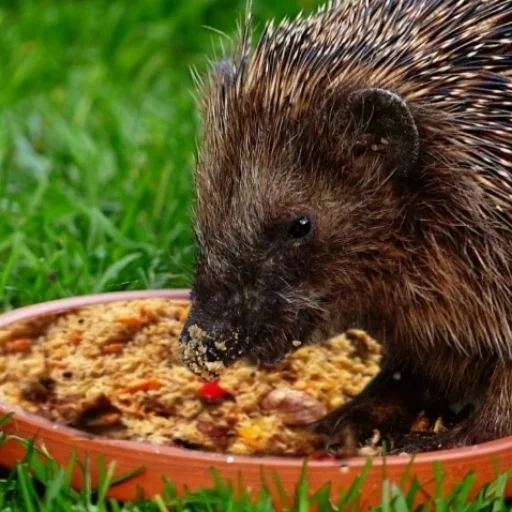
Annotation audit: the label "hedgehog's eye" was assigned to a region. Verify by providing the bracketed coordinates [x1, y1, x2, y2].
[288, 216, 312, 239]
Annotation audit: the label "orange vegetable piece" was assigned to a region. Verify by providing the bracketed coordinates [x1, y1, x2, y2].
[70, 333, 82, 345]
[123, 379, 163, 394]
[5, 338, 32, 354]
[102, 343, 124, 354]
[115, 316, 144, 327]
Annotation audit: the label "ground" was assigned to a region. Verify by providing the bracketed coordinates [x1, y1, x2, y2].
[0, 0, 511, 510]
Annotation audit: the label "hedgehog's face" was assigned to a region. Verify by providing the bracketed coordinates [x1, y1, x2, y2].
[180, 207, 324, 370]
[179, 70, 421, 375]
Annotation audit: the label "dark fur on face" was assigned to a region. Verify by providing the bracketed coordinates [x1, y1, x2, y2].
[180, 0, 512, 452]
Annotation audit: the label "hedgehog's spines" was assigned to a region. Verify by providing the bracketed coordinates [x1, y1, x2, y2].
[237, 0, 253, 64]
[209, 0, 512, 227]
[202, 0, 512, 228]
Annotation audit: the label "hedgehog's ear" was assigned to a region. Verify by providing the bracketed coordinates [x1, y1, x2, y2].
[347, 88, 420, 178]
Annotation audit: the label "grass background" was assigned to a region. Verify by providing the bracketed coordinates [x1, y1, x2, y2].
[0, 0, 321, 310]
[1, 0, 512, 510]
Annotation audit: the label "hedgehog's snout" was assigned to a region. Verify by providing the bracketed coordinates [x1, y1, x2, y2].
[178, 300, 248, 377]
[178, 325, 218, 362]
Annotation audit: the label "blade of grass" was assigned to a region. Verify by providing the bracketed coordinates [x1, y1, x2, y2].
[16, 463, 41, 512]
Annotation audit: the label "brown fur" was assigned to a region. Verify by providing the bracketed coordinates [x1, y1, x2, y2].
[180, 0, 512, 452]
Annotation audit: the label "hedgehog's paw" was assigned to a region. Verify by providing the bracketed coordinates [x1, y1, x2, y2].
[308, 401, 409, 456]
[388, 430, 465, 454]
[388, 418, 495, 455]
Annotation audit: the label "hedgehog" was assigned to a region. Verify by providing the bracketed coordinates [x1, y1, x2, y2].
[178, 0, 512, 454]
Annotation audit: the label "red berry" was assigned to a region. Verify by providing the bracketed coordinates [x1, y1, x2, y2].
[198, 380, 231, 404]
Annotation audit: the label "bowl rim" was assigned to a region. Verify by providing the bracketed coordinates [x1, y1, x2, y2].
[1, 288, 511, 470]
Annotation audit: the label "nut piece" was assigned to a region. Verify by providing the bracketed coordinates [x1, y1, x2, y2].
[21, 376, 55, 402]
[358, 445, 382, 457]
[197, 420, 231, 438]
[261, 387, 326, 426]
[433, 417, 447, 433]
[410, 411, 431, 433]
[83, 412, 122, 429]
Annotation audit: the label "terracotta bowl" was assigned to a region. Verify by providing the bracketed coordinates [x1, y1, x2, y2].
[0, 290, 511, 509]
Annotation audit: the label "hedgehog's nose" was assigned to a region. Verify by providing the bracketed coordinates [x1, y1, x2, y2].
[179, 324, 220, 362]
[205, 344, 219, 362]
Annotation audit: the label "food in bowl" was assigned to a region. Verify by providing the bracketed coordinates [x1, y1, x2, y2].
[0, 298, 446, 457]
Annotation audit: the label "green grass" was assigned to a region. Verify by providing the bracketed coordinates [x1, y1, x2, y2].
[1, 431, 512, 511]
[1, 423, 512, 512]
[0, 0, 321, 310]
[1, 0, 512, 510]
